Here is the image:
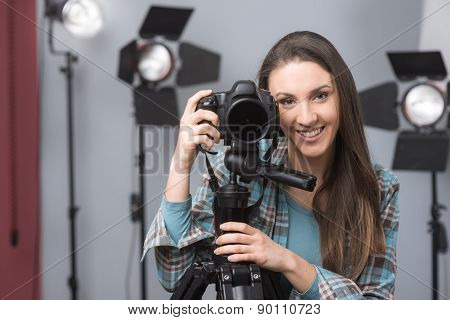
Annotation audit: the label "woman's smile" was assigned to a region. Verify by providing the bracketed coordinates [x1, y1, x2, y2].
[296, 126, 326, 141]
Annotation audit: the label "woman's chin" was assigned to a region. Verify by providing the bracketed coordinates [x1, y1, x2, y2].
[298, 148, 326, 159]
[292, 139, 327, 158]
[287, 131, 333, 160]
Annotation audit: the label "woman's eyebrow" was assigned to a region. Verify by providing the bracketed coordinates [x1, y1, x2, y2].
[275, 84, 333, 99]
[275, 92, 296, 98]
[310, 84, 333, 94]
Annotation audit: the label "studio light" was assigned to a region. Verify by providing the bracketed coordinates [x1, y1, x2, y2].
[61, 0, 103, 38]
[118, 5, 220, 125]
[117, 6, 221, 300]
[137, 42, 174, 83]
[46, 0, 103, 38]
[359, 51, 449, 300]
[401, 83, 446, 128]
[359, 51, 450, 171]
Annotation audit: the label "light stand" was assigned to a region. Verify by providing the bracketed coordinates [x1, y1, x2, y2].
[138, 126, 147, 300]
[430, 172, 448, 300]
[130, 125, 149, 300]
[47, 20, 80, 300]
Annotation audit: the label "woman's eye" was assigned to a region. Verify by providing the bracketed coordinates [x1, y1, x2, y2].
[313, 92, 329, 102]
[279, 98, 296, 107]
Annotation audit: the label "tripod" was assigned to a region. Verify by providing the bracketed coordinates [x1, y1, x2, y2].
[171, 141, 316, 299]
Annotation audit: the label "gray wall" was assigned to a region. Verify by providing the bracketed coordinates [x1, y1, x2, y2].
[39, 0, 448, 299]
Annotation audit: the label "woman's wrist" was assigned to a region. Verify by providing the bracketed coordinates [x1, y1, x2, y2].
[281, 247, 297, 273]
[164, 151, 192, 203]
[171, 152, 193, 174]
[282, 249, 317, 294]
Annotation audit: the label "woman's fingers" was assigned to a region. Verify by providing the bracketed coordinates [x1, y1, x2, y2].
[173, 89, 215, 170]
[192, 123, 220, 143]
[189, 109, 220, 127]
[220, 222, 256, 235]
[191, 134, 214, 150]
[228, 253, 255, 263]
[216, 232, 253, 246]
[185, 89, 213, 113]
[214, 222, 286, 272]
[214, 244, 250, 256]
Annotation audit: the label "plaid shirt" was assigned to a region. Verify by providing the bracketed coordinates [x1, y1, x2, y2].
[142, 137, 400, 300]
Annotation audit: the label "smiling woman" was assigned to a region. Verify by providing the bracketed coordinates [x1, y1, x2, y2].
[142, 31, 400, 300]
[257, 31, 398, 293]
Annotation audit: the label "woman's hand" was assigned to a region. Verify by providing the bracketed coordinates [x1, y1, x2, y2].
[214, 222, 293, 273]
[173, 89, 221, 173]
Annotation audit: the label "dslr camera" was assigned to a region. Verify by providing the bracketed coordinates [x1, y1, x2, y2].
[196, 80, 279, 147]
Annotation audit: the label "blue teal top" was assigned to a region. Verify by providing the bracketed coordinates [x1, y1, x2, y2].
[279, 189, 321, 297]
[161, 188, 322, 298]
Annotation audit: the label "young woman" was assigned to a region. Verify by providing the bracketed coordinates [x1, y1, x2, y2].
[142, 31, 399, 300]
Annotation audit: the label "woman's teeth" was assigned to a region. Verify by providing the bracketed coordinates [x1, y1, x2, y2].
[298, 126, 324, 138]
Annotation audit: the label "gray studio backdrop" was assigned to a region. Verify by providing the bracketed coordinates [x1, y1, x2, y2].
[39, 0, 450, 299]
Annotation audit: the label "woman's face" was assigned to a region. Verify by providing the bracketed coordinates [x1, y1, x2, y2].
[268, 60, 339, 160]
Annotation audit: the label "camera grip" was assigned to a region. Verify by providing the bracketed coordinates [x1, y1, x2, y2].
[195, 97, 219, 155]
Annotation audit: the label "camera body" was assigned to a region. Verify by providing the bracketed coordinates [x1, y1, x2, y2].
[196, 80, 279, 146]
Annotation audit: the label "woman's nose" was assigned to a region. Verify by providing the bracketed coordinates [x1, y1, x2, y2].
[296, 102, 318, 127]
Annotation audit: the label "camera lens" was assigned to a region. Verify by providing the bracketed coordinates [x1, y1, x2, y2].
[227, 98, 269, 143]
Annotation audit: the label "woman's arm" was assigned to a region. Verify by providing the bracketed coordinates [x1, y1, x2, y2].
[142, 147, 231, 292]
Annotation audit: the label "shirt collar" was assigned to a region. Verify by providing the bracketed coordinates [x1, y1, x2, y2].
[271, 136, 288, 166]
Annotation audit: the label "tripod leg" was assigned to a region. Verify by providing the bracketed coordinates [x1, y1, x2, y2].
[171, 261, 216, 300]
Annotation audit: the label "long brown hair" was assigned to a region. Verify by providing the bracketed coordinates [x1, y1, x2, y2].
[258, 31, 385, 280]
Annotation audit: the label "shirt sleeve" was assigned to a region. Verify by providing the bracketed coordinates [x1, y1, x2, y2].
[295, 270, 320, 300]
[290, 171, 400, 300]
[141, 148, 230, 293]
[161, 195, 193, 244]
